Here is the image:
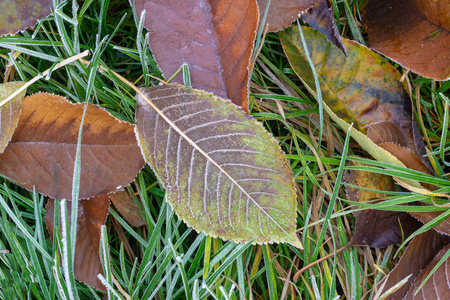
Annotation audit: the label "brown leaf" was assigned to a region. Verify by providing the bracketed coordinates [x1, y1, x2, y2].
[45, 195, 110, 291]
[133, 0, 259, 112]
[0, 82, 26, 153]
[377, 230, 450, 299]
[301, 0, 347, 56]
[0, 93, 145, 200]
[408, 211, 450, 236]
[404, 244, 450, 299]
[350, 209, 422, 248]
[0, 0, 52, 36]
[377, 143, 431, 175]
[109, 190, 146, 227]
[362, 0, 450, 81]
[257, 0, 314, 32]
[344, 167, 421, 248]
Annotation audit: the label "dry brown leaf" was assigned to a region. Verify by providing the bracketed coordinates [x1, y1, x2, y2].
[134, 0, 259, 112]
[109, 190, 146, 227]
[45, 195, 110, 291]
[377, 230, 450, 299]
[0, 93, 145, 200]
[257, 0, 314, 32]
[362, 0, 450, 81]
[404, 244, 450, 299]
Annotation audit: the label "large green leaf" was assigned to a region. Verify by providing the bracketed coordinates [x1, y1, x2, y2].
[135, 84, 301, 247]
[0, 82, 26, 153]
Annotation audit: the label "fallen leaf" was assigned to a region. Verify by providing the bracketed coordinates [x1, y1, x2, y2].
[133, 0, 259, 112]
[279, 25, 433, 176]
[0, 82, 26, 153]
[300, 0, 346, 56]
[408, 211, 450, 237]
[362, 0, 450, 81]
[0, 0, 52, 36]
[0, 93, 145, 200]
[344, 167, 422, 248]
[404, 244, 450, 299]
[45, 195, 110, 291]
[376, 230, 450, 299]
[135, 84, 301, 247]
[257, 0, 314, 32]
[257, 0, 346, 55]
[109, 189, 146, 227]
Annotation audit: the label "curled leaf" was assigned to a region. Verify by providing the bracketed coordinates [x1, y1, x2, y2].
[45, 196, 110, 291]
[135, 84, 301, 247]
[0, 82, 26, 153]
[133, 0, 259, 112]
[0, 93, 145, 200]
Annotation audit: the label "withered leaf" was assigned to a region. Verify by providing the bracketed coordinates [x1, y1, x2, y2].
[404, 244, 450, 299]
[45, 195, 110, 291]
[362, 0, 450, 81]
[0, 0, 52, 36]
[0, 93, 145, 200]
[109, 189, 146, 227]
[377, 230, 450, 299]
[344, 167, 421, 248]
[133, 0, 259, 112]
[257, 0, 346, 55]
[280, 26, 433, 174]
[0, 82, 26, 153]
[257, 0, 314, 32]
[135, 84, 301, 247]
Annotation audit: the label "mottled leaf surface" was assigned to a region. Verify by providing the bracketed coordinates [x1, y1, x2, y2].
[377, 230, 450, 299]
[0, 82, 26, 153]
[362, 0, 450, 81]
[134, 0, 258, 112]
[404, 244, 450, 299]
[109, 190, 146, 227]
[0, 93, 145, 200]
[0, 0, 52, 36]
[45, 196, 110, 291]
[280, 26, 432, 174]
[135, 84, 300, 247]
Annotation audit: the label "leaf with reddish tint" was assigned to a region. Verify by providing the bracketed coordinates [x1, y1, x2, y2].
[404, 244, 450, 299]
[300, 0, 346, 56]
[135, 84, 301, 247]
[257, 0, 346, 55]
[45, 195, 110, 291]
[0, 0, 52, 36]
[109, 189, 146, 227]
[344, 167, 421, 248]
[0, 93, 145, 200]
[280, 26, 433, 175]
[377, 230, 450, 299]
[257, 0, 314, 32]
[362, 0, 450, 81]
[0, 82, 26, 153]
[133, 0, 258, 112]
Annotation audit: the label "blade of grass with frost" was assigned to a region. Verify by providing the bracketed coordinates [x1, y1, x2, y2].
[61, 199, 79, 300]
[100, 226, 114, 299]
[0, 195, 52, 261]
[414, 247, 450, 296]
[252, 0, 271, 62]
[297, 20, 324, 147]
[439, 93, 450, 167]
[170, 240, 192, 300]
[312, 125, 352, 259]
[263, 245, 277, 300]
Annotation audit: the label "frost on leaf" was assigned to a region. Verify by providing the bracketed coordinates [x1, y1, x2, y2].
[135, 84, 301, 247]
